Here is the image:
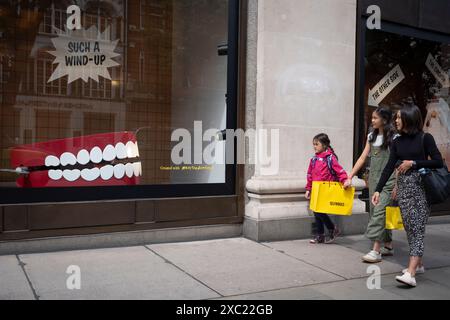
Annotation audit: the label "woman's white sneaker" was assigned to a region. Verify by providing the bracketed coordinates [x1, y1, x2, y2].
[396, 272, 417, 287]
[402, 266, 425, 275]
[362, 250, 382, 263]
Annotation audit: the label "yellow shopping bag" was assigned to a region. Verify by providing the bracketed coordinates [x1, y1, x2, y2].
[385, 206, 404, 230]
[309, 181, 355, 216]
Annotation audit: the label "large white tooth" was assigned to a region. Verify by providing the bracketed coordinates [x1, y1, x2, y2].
[103, 145, 116, 162]
[63, 169, 80, 182]
[132, 162, 140, 176]
[133, 162, 142, 177]
[90, 147, 103, 164]
[126, 141, 137, 158]
[125, 163, 134, 178]
[113, 164, 125, 179]
[100, 165, 114, 180]
[48, 170, 63, 180]
[115, 142, 127, 160]
[45, 156, 60, 167]
[135, 142, 140, 157]
[60, 152, 77, 166]
[77, 149, 90, 165]
[81, 168, 100, 181]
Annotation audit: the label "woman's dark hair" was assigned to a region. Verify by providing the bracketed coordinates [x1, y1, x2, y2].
[369, 106, 395, 150]
[399, 103, 424, 135]
[313, 133, 338, 160]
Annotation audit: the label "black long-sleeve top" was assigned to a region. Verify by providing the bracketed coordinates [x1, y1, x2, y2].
[375, 132, 444, 193]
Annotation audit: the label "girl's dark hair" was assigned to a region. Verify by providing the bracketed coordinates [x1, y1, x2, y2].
[369, 106, 395, 150]
[313, 133, 338, 160]
[399, 103, 424, 135]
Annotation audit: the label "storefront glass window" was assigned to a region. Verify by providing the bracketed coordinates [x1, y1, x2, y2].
[0, 0, 230, 191]
[364, 28, 450, 170]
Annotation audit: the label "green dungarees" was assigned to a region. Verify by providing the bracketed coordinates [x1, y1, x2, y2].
[366, 144, 396, 242]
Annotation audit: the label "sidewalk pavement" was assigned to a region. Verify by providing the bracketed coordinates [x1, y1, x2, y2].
[1, 220, 450, 300]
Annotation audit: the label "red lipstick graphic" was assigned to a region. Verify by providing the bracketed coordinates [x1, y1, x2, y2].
[10, 132, 142, 188]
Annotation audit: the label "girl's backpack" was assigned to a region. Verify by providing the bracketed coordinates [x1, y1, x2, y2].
[311, 154, 338, 182]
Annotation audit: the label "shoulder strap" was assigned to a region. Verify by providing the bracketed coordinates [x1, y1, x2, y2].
[421, 133, 427, 160]
[326, 155, 338, 181]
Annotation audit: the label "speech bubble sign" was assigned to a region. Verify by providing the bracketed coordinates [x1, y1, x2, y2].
[48, 26, 120, 84]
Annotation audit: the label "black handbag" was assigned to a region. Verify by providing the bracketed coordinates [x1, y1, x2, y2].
[419, 134, 450, 205]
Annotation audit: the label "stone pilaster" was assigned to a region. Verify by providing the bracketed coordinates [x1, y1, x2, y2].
[243, 0, 368, 241]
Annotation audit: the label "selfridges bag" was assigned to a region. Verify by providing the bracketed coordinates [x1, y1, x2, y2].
[420, 134, 450, 205]
[310, 181, 355, 216]
[385, 205, 404, 230]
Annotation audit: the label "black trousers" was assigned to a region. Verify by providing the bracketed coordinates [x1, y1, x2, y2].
[314, 213, 335, 235]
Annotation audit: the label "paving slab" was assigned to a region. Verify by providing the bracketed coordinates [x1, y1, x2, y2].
[381, 271, 450, 300]
[337, 233, 400, 255]
[307, 276, 405, 300]
[307, 271, 450, 300]
[148, 238, 343, 297]
[337, 226, 450, 270]
[216, 287, 332, 300]
[384, 229, 450, 270]
[264, 240, 404, 279]
[1, 223, 449, 301]
[0, 255, 35, 300]
[218, 268, 450, 300]
[426, 223, 450, 234]
[420, 267, 450, 289]
[19, 246, 219, 300]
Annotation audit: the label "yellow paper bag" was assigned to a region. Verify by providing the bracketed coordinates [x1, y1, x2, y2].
[309, 181, 355, 216]
[385, 206, 404, 230]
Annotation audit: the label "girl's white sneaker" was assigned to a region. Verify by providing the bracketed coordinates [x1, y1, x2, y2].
[402, 266, 425, 275]
[396, 272, 417, 287]
[362, 250, 382, 263]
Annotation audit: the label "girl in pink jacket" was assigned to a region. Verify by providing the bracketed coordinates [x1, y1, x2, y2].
[305, 133, 349, 244]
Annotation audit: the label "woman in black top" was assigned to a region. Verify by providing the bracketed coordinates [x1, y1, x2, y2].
[372, 104, 444, 287]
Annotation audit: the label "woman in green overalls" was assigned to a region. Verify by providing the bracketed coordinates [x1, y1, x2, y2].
[344, 106, 397, 263]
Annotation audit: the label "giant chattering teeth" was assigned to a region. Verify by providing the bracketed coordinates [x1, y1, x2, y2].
[10, 132, 142, 188]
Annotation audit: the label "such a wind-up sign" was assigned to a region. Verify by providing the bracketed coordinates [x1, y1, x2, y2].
[47, 5, 120, 84]
[368, 65, 405, 107]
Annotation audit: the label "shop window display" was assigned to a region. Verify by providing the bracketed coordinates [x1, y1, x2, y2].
[364, 28, 450, 170]
[0, 0, 229, 190]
